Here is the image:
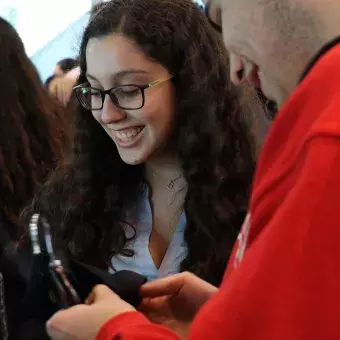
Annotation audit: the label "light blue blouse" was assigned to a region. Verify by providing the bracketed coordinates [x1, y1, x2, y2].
[111, 190, 188, 281]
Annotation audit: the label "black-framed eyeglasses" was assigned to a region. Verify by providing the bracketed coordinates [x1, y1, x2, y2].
[73, 75, 174, 111]
[205, 1, 222, 33]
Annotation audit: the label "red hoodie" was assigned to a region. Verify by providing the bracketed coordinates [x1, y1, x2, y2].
[97, 43, 340, 340]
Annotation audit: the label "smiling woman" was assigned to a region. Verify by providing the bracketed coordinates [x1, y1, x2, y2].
[77, 33, 178, 166]
[25, 0, 263, 295]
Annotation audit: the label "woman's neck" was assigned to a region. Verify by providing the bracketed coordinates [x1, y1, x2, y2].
[145, 153, 184, 193]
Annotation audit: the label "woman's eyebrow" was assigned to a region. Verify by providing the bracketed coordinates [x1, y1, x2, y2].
[86, 69, 148, 82]
[115, 69, 148, 79]
[85, 73, 98, 81]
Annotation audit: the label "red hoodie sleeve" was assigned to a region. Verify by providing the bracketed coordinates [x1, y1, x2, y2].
[96, 312, 180, 340]
[189, 136, 340, 340]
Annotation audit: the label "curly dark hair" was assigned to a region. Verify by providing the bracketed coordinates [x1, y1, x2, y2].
[0, 18, 71, 241]
[26, 0, 264, 285]
[90, 2, 107, 19]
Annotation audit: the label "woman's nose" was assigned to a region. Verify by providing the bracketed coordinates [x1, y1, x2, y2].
[100, 96, 126, 124]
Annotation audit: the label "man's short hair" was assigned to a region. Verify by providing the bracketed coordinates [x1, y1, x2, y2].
[57, 58, 79, 74]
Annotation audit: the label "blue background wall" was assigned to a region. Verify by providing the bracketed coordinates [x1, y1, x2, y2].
[30, 0, 204, 82]
[31, 13, 89, 82]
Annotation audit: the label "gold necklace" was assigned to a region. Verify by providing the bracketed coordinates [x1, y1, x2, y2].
[152, 172, 183, 190]
[166, 174, 182, 189]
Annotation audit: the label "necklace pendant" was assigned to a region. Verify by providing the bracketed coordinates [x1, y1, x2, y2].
[167, 180, 174, 189]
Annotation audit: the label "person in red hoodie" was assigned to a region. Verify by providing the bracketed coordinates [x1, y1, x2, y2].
[46, 0, 340, 339]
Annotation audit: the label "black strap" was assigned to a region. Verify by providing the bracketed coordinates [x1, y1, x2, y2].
[299, 36, 340, 83]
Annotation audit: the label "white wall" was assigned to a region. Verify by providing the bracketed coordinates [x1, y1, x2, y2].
[15, 0, 91, 56]
[31, 13, 90, 82]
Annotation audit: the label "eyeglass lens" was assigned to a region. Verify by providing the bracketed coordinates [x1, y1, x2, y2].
[77, 85, 144, 110]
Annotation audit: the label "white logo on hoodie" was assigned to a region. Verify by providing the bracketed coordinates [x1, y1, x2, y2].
[234, 213, 251, 268]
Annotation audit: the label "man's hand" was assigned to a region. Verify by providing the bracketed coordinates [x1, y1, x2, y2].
[139, 272, 217, 339]
[47, 285, 135, 340]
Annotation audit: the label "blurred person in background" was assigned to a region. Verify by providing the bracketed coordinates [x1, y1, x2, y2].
[47, 0, 110, 108]
[47, 58, 80, 108]
[46, 1, 133, 109]
[45, 74, 56, 91]
[47, 1, 109, 107]
[0, 17, 71, 340]
[25, 0, 265, 303]
[53, 57, 79, 77]
[47, 74, 78, 108]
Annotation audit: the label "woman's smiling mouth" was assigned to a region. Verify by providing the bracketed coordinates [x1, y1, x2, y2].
[112, 126, 146, 147]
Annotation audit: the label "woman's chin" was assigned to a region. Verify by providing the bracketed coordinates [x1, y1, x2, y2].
[117, 149, 149, 165]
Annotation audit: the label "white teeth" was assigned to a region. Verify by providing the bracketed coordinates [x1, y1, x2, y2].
[116, 127, 143, 141]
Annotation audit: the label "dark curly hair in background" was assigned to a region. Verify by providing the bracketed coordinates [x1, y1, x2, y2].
[26, 0, 265, 285]
[0, 18, 70, 242]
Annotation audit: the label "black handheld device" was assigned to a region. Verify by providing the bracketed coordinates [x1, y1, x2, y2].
[26, 214, 146, 312]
